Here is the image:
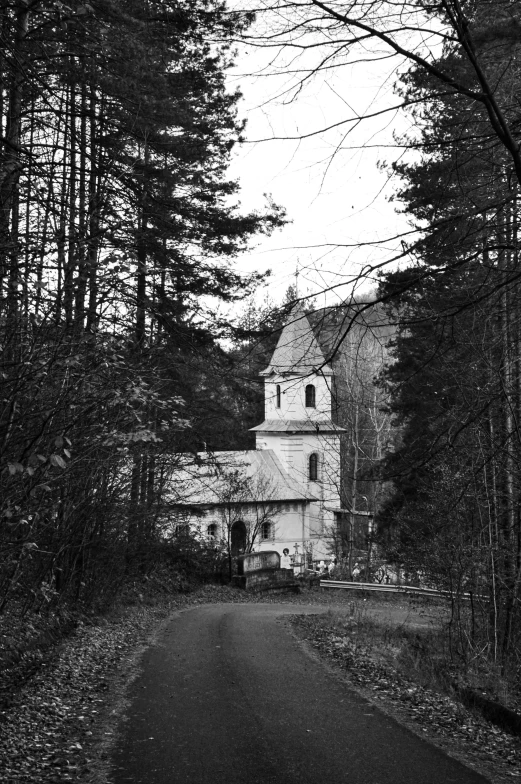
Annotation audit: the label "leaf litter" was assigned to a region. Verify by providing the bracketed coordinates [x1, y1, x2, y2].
[0, 585, 251, 783]
[290, 610, 521, 784]
[1, 587, 519, 783]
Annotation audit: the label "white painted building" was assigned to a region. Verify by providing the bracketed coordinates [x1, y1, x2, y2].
[171, 305, 345, 569]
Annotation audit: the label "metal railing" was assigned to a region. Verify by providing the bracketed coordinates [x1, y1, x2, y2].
[320, 579, 482, 600]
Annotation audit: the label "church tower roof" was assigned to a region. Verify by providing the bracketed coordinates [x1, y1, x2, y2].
[260, 304, 333, 377]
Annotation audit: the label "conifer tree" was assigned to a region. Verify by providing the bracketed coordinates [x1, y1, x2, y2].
[376, 18, 521, 666]
[0, 0, 284, 612]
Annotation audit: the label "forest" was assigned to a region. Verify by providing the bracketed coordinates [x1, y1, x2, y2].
[0, 0, 286, 616]
[375, 0, 521, 676]
[2, 0, 521, 688]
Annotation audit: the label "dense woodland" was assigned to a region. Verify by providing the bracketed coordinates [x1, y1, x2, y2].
[0, 0, 284, 614]
[3, 0, 521, 688]
[373, 2, 521, 673]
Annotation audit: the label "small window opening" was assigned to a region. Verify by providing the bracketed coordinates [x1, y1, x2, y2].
[207, 523, 217, 539]
[276, 384, 281, 408]
[261, 522, 272, 540]
[309, 453, 318, 481]
[305, 384, 316, 407]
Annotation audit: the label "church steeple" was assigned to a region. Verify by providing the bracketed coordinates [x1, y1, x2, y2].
[250, 304, 343, 547]
[260, 304, 333, 377]
[251, 305, 342, 435]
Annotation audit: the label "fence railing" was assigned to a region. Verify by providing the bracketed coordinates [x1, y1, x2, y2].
[320, 579, 483, 601]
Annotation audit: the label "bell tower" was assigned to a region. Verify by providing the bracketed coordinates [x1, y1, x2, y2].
[250, 305, 343, 520]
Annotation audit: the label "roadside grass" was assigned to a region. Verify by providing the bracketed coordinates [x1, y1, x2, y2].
[294, 599, 521, 720]
[291, 600, 521, 782]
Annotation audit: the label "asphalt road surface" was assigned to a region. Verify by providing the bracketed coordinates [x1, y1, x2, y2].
[111, 603, 489, 784]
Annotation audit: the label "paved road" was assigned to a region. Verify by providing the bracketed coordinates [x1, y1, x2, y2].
[111, 603, 489, 784]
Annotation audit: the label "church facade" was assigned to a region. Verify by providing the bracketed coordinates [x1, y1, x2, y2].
[171, 306, 345, 570]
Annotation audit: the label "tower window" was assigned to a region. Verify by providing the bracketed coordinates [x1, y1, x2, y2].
[309, 453, 319, 481]
[261, 522, 272, 540]
[305, 384, 316, 408]
[276, 384, 281, 408]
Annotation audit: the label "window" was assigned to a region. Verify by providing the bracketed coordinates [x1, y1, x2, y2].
[276, 384, 281, 408]
[175, 524, 190, 537]
[309, 453, 318, 481]
[305, 384, 316, 407]
[207, 523, 217, 539]
[261, 522, 272, 540]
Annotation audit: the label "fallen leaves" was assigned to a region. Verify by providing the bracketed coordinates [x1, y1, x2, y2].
[0, 584, 264, 783]
[291, 613, 521, 784]
[3, 587, 518, 783]
[0, 624, 120, 783]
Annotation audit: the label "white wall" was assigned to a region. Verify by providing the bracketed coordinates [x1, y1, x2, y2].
[255, 500, 331, 563]
[200, 500, 332, 563]
[264, 372, 333, 422]
[257, 432, 340, 504]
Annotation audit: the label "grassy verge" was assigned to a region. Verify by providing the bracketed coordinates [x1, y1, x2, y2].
[294, 599, 521, 713]
[290, 599, 521, 783]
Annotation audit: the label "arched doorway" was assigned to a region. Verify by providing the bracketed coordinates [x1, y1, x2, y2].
[231, 520, 247, 556]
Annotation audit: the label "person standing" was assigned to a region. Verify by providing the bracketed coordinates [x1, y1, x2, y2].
[281, 548, 291, 569]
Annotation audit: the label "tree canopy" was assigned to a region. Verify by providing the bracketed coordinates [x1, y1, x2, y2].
[0, 0, 284, 614]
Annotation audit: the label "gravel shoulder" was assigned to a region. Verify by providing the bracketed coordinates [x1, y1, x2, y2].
[1, 586, 519, 783]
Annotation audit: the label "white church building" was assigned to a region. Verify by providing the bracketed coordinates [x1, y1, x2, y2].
[171, 305, 345, 570]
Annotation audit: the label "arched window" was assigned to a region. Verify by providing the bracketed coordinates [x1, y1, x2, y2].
[309, 453, 318, 481]
[276, 384, 281, 408]
[261, 521, 272, 540]
[305, 384, 316, 408]
[207, 523, 217, 539]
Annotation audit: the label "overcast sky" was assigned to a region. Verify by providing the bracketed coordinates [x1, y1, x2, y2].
[226, 23, 416, 310]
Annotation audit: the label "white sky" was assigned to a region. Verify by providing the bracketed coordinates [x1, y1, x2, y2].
[226, 24, 417, 309]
